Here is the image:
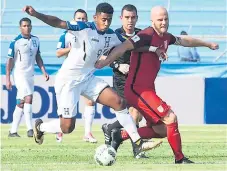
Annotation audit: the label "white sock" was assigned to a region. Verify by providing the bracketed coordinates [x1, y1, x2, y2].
[115, 108, 141, 142]
[40, 119, 62, 134]
[24, 103, 33, 131]
[10, 106, 23, 133]
[84, 105, 95, 135]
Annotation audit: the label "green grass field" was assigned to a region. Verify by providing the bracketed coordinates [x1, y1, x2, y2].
[1, 124, 227, 171]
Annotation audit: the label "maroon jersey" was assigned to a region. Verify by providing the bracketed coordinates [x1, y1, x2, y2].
[126, 27, 176, 89]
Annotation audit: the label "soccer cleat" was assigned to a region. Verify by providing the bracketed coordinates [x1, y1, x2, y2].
[56, 132, 63, 143]
[111, 128, 123, 151]
[132, 139, 162, 158]
[135, 152, 149, 159]
[34, 119, 44, 145]
[83, 132, 97, 143]
[27, 129, 34, 137]
[175, 157, 194, 164]
[102, 123, 111, 145]
[8, 132, 20, 138]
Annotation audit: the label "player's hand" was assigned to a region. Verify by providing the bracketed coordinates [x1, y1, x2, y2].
[118, 64, 129, 75]
[95, 60, 108, 69]
[44, 72, 49, 81]
[6, 80, 12, 90]
[22, 6, 37, 16]
[155, 48, 168, 61]
[208, 43, 219, 50]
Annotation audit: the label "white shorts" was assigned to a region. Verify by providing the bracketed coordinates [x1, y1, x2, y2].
[13, 74, 34, 100]
[54, 75, 109, 118]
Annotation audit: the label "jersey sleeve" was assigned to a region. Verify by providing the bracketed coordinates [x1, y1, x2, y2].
[109, 31, 126, 48]
[115, 31, 126, 43]
[128, 28, 154, 49]
[66, 21, 94, 31]
[169, 33, 177, 45]
[57, 33, 66, 49]
[7, 40, 16, 58]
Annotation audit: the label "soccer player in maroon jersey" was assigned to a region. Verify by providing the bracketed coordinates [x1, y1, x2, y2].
[95, 6, 219, 164]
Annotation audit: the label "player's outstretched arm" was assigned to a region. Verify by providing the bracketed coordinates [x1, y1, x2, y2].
[23, 6, 67, 29]
[95, 40, 134, 69]
[175, 36, 219, 50]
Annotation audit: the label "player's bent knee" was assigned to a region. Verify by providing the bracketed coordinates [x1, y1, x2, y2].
[162, 110, 177, 124]
[61, 124, 75, 134]
[112, 96, 127, 111]
[60, 119, 75, 134]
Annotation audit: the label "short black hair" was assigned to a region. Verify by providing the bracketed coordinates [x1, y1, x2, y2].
[96, 2, 114, 14]
[181, 31, 187, 35]
[74, 9, 88, 18]
[19, 17, 31, 26]
[121, 4, 137, 15]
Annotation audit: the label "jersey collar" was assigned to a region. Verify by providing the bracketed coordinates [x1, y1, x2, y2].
[120, 27, 135, 37]
[92, 22, 107, 35]
[20, 34, 31, 39]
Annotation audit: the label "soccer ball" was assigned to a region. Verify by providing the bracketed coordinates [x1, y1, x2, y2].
[94, 144, 117, 166]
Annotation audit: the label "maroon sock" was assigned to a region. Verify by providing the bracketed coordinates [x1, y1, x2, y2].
[121, 126, 163, 140]
[138, 127, 163, 139]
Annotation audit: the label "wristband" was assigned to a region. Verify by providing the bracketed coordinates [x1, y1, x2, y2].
[149, 46, 158, 52]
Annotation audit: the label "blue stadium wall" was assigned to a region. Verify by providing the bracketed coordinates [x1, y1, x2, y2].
[204, 78, 227, 124]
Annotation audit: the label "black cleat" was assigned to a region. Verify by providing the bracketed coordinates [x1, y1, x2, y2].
[135, 152, 149, 159]
[8, 132, 20, 138]
[132, 139, 162, 158]
[27, 129, 34, 137]
[111, 128, 123, 151]
[175, 157, 194, 164]
[102, 124, 111, 145]
[34, 119, 44, 145]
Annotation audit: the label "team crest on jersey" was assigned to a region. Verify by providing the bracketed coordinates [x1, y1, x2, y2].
[157, 105, 164, 113]
[131, 35, 140, 43]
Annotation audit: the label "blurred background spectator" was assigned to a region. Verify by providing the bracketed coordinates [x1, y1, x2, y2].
[177, 31, 201, 62]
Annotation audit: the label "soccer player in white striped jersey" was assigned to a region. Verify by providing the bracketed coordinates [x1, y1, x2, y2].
[6, 18, 49, 138]
[56, 9, 97, 143]
[23, 3, 162, 156]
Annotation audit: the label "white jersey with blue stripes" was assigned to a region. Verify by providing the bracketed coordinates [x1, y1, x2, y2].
[57, 21, 124, 81]
[7, 34, 40, 77]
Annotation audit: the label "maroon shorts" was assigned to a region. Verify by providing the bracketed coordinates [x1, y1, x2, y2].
[125, 85, 171, 124]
